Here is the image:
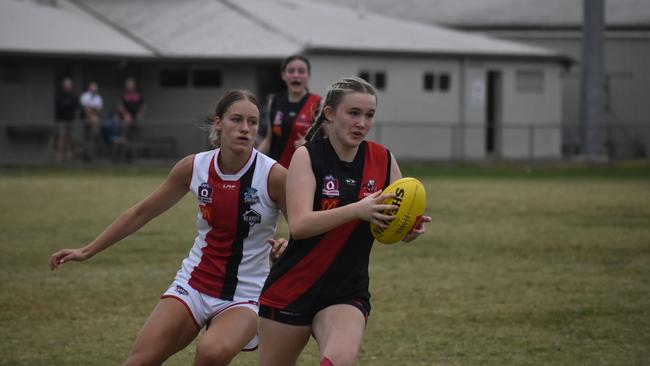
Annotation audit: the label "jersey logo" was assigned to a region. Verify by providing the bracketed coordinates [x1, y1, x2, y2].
[297, 114, 309, 126]
[362, 179, 378, 197]
[243, 209, 262, 226]
[198, 182, 212, 204]
[199, 205, 212, 222]
[345, 178, 356, 186]
[273, 111, 283, 136]
[174, 285, 189, 296]
[244, 187, 260, 204]
[321, 198, 340, 210]
[322, 175, 340, 197]
[222, 183, 237, 190]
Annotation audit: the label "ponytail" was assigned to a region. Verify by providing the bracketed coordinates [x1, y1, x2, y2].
[305, 105, 327, 142]
[304, 76, 377, 143]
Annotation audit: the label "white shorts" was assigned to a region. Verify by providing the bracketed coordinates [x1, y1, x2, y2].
[161, 279, 259, 351]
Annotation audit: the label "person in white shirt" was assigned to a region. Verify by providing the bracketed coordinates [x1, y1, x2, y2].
[79, 81, 103, 161]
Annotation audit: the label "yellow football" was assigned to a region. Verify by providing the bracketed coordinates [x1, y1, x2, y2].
[370, 177, 427, 244]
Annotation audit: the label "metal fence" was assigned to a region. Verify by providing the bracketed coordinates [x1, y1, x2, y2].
[1, 119, 648, 165]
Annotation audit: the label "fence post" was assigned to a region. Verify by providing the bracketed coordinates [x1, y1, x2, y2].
[528, 125, 535, 162]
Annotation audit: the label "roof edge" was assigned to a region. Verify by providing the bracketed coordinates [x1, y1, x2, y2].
[305, 47, 574, 66]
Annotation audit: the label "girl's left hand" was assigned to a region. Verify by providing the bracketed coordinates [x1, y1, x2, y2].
[402, 215, 432, 243]
[268, 238, 288, 261]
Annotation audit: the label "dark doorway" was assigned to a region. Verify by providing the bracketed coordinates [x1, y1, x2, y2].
[256, 62, 284, 139]
[486, 70, 502, 156]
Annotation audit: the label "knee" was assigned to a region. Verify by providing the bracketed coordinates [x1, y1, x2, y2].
[322, 350, 359, 366]
[195, 339, 238, 366]
[123, 352, 159, 366]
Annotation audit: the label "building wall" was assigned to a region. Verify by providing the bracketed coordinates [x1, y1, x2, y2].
[0, 59, 54, 123]
[309, 54, 563, 160]
[0, 54, 565, 162]
[137, 62, 260, 155]
[477, 30, 650, 157]
[463, 60, 563, 159]
[0, 58, 261, 161]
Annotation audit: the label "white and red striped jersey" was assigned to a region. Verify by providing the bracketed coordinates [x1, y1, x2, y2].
[174, 148, 280, 302]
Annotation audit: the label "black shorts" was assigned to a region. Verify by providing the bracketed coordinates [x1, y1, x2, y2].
[259, 298, 371, 326]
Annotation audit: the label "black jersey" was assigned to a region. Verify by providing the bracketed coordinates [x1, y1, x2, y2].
[260, 138, 391, 313]
[268, 93, 320, 168]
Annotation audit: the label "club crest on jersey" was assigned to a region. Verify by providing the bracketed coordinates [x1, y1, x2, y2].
[273, 111, 283, 126]
[297, 114, 309, 126]
[175, 285, 189, 296]
[362, 179, 378, 197]
[272, 111, 283, 137]
[198, 183, 212, 204]
[321, 197, 340, 210]
[322, 175, 340, 197]
[243, 209, 261, 226]
[244, 187, 260, 204]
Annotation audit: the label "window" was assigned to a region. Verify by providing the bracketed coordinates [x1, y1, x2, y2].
[159, 69, 188, 88]
[358, 70, 387, 91]
[0, 63, 23, 84]
[193, 69, 222, 88]
[358, 71, 370, 82]
[423, 72, 451, 92]
[374, 72, 386, 90]
[439, 73, 450, 91]
[516, 70, 544, 93]
[423, 73, 435, 91]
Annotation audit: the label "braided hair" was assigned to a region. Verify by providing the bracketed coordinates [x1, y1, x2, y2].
[304, 76, 377, 142]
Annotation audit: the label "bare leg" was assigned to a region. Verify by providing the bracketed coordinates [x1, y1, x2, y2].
[312, 305, 366, 366]
[194, 307, 257, 366]
[258, 318, 311, 366]
[123, 297, 200, 366]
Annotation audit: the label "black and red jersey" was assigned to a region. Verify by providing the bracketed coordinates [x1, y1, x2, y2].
[268, 92, 321, 168]
[260, 138, 391, 312]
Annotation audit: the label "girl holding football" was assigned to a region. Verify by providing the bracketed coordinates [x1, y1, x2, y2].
[257, 76, 432, 366]
[50, 90, 288, 366]
[257, 54, 321, 168]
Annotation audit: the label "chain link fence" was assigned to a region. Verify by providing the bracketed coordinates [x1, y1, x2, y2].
[1, 119, 648, 165]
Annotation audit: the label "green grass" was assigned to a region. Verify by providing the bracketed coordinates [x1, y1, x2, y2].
[1, 163, 649, 365]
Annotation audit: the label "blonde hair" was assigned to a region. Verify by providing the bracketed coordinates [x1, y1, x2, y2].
[304, 76, 377, 142]
[207, 89, 258, 147]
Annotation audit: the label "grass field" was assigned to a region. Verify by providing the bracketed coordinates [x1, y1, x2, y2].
[1, 163, 649, 365]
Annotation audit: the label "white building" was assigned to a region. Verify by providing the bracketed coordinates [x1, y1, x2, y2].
[316, 0, 650, 158]
[0, 0, 570, 162]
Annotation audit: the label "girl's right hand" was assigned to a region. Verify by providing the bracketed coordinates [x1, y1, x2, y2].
[354, 190, 398, 228]
[49, 248, 90, 271]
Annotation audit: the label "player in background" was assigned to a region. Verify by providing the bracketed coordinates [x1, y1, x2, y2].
[50, 90, 288, 366]
[257, 54, 321, 168]
[257, 77, 432, 366]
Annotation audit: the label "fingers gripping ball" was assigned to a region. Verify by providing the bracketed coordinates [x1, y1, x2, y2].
[371, 177, 426, 244]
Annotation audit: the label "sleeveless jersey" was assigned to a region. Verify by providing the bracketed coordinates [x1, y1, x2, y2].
[269, 93, 321, 168]
[175, 148, 280, 302]
[260, 139, 391, 311]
